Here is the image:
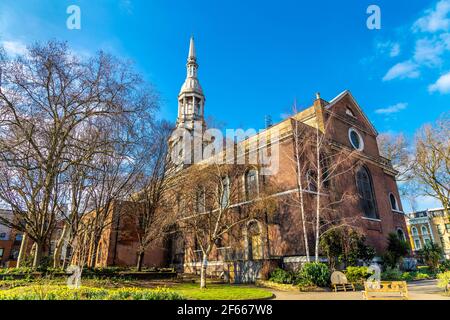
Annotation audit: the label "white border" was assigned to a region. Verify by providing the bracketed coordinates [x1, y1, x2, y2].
[348, 127, 364, 151]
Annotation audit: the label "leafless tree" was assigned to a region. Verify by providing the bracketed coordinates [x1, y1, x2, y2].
[176, 162, 276, 288]
[282, 108, 359, 262]
[413, 114, 449, 216]
[0, 41, 158, 268]
[128, 120, 177, 271]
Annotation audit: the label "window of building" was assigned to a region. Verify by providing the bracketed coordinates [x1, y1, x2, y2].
[15, 234, 22, 241]
[346, 107, 356, 117]
[0, 233, 6, 240]
[221, 176, 230, 208]
[446, 223, 450, 232]
[414, 239, 421, 250]
[356, 167, 378, 219]
[0, 248, 3, 258]
[389, 193, 399, 211]
[348, 128, 364, 151]
[9, 249, 19, 260]
[320, 153, 330, 188]
[424, 238, 432, 246]
[247, 221, 262, 260]
[245, 169, 258, 200]
[437, 225, 444, 235]
[195, 188, 205, 213]
[306, 170, 317, 192]
[421, 226, 429, 235]
[397, 228, 406, 241]
[411, 226, 418, 236]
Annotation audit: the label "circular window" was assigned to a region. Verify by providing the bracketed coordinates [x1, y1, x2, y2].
[348, 128, 364, 151]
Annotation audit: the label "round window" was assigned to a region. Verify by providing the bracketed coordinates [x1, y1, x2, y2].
[348, 128, 364, 151]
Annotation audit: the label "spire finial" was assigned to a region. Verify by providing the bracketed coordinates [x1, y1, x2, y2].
[188, 36, 196, 60]
[316, 92, 321, 100]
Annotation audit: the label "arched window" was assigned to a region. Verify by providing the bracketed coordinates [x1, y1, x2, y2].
[356, 167, 378, 219]
[421, 226, 429, 235]
[397, 228, 406, 241]
[306, 170, 317, 192]
[411, 226, 418, 236]
[245, 169, 258, 200]
[196, 188, 205, 213]
[389, 193, 399, 211]
[320, 153, 330, 188]
[247, 221, 262, 260]
[221, 176, 230, 208]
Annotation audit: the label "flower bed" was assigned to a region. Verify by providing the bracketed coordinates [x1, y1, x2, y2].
[0, 267, 177, 281]
[0, 285, 184, 300]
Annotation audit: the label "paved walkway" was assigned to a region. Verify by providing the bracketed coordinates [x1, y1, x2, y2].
[270, 280, 450, 300]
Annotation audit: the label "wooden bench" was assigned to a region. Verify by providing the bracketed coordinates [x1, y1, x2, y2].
[331, 271, 355, 292]
[362, 281, 409, 300]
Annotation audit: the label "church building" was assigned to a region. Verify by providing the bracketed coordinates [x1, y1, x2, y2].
[166, 37, 409, 281]
[69, 38, 408, 281]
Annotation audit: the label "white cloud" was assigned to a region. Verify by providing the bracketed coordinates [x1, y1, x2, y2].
[402, 195, 443, 213]
[382, 61, 420, 81]
[382, 2, 450, 83]
[414, 37, 446, 66]
[390, 43, 401, 57]
[119, 0, 133, 14]
[413, 0, 450, 33]
[1, 40, 27, 56]
[377, 41, 401, 57]
[375, 102, 408, 115]
[428, 71, 450, 93]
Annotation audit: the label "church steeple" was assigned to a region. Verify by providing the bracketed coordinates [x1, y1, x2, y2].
[177, 36, 205, 130]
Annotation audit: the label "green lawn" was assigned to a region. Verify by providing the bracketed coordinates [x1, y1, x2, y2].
[0, 278, 274, 300]
[172, 283, 273, 300]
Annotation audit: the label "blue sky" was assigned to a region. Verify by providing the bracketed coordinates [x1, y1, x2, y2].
[0, 0, 449, 211]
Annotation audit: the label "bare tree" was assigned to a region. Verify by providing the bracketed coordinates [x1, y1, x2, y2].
[176, 163, 276, 288]
[377, 133, 413, 181]
[308, 116, 360, 262]
[128, 120, 177, 271]
[0, 41, 158, 268]
[284, 115, 312, 263]
[413, 114, 450, 216]
[282, 108, 359, 262]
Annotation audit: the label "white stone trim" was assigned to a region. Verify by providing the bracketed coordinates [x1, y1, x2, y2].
[348, 127, 364, 151]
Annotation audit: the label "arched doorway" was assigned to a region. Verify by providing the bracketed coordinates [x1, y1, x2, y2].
[247, 221, 263, 260]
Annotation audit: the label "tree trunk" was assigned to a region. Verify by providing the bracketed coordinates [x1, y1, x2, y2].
[293, 121, 310, 263]
[61, 245, 69, 270]
[32, 241, 43, 269]
[16, 233, 28, 268]
[137, 251, 145, 271]
[200, 253, 208, 289]
[53, 224, 69, 268]
[88, 235, 100, 268]
[315, 127, 321, 263]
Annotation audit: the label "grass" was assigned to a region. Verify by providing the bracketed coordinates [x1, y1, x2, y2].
[0, 278, 273, 300]
[172, 283, 273, 300]
[0, 284, 184, 300]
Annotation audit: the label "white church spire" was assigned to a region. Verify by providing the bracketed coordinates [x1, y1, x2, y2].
[177, 36, 205, 130]
[188, 36, 196, 61]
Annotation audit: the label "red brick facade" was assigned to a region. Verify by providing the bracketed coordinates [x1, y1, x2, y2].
[167, 91, 409, 280]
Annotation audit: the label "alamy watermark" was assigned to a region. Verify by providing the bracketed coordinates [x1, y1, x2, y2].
[367, 5, 381, 30]
[169, 124, 280, 175]
[66, 5, 81, 30]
